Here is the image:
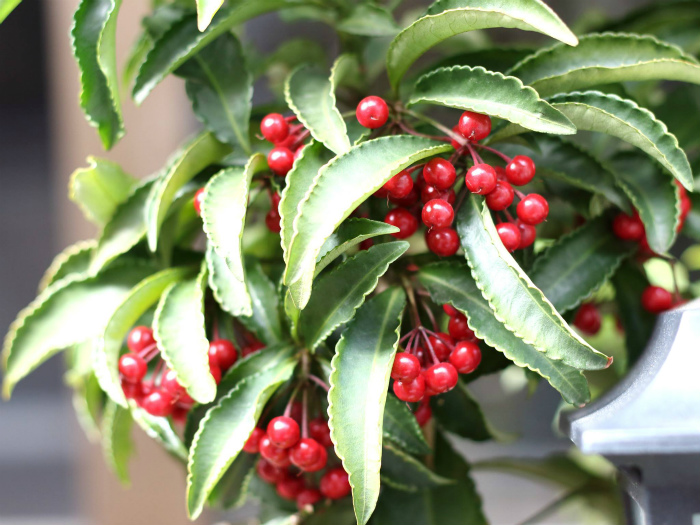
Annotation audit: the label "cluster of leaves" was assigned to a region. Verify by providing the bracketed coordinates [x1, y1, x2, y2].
[3, 0, 700, 524]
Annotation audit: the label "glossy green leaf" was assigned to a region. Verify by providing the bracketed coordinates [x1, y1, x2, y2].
[457, 195, 609, 371]
[186, 357, 296, 519]
[609, 152, 680, 255]
[95, 267, 193, 406]
[508, 33, 700, 97]
[196, 0, 224, 31]
[382, 395, 430, 456]
[549, 91, 693, 190]
[337, 4, 400, 36]
[147, 132, 231, 251]
[154, 264, 216, 404]
[601, 1, 700, 36]
[177, 33, 252, 153]
[3, 262, 154, 398]
[69, 157, 136, 226]
[285, 62, 350, 156]
[90, 179, 156, 273]
[207, 244, 252, 317]
[39, 240, 96, 292]
[381, 444, 453, 491]
[238, 259, 284, 345]
[72, 373, 103, 442]
[209, 452, 256, 509]
[133, 1, 301, 104]
[328, 287, 405, 525]
[409, 66, 575, 135]
[71, 0, 124, 149]
[0, 0, 22, 24]
[101, 401, 133, 485]
[386, 0, 578, 89]
[530, 216, 634, 313]
[131, 406, 188, 461]
[300, 241, 409, 351]
[284, 136, 451, 308]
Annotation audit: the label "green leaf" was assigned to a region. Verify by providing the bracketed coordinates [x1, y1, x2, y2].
[101, 401, 133, 485]
[409, 66, 575, 136]
[300, 241, 409, 351]
[685, 194, 700, 241]
[0, 0, 22, 24]
[69, 157, 136, 226]
[285, 62, 351, 156]
[382, 395, 430, 456]
[457, 195, 610, 371]
[3, 262, 155, 398]
[209, 452, 256, 509]
[90, 179, 156, 273]
[239, 259, 284, 345]
[381, 443, 453, 491]
[72, 373, 104, 442]
[508, 33, 700, 97]
[418, 262, 590, 405]
[39, 240, 96, 292]
[548, 91, 694, 190]
[386, 0, 578, 89]
[155, 263, 217, 404]
[131, 406, 188, 461]
[177, 33, 252, 153]
[186, 357, 296, 519]
[133, 1, 300, 104]
[71, 0, 124, 149]
[147, 132, 231, 251]
[529, 216, 634, 313]
[95, 267, 193, 406]
[196, 0, 224, 31]
[609, 152, 681, 255]
[337, 4, 400, 36]
[284, 136, 451, 308]
[207, 244, 252, 317]
[328, 287, 406, 525]
[203, 155, 266, 280]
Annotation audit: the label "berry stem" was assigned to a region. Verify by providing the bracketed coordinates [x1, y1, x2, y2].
[504, 209, 516, 223]
[301, 388, 309, 439]
[283, 384, 302, 418]
[514, 189, 526, 200]
[290, 129, 311, 150]
[465, 143, 483, 165]
[400, 108, 466, 147]
[419, 328, 440, 365]
[474, 143, 512, 163]
[419, 298, 439, 332]
[308, 374, 330, 392]
[396, 120, 451, 142]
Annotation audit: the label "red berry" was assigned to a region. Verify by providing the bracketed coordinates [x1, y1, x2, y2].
[267, 416, 301, 449]
[244, 427, 266, 454]
[320, 467, 351, 500]
[290, 438, 327, 472]
[268, 147, 295, 176]
[171, 404, 189, 425]
[448, 313, 476, 341]
[277, 477, 306, 501]
[294, 144, 306, 160]
[485, 181, 514, 211]
[449, 341, 482, 374]
[497, 222, 522, 253]
[127, 326, 155, 354]
[297, 488, 322, 510]
[257, 458, 287, 484]
[516, 220, 536, 249]
[612, 213, 644, 241]
[393, 374, 426, 403]
[428, 333, 453, 362]
[423, 363, 459, 394]
[265, 209, 281, 233]
[450, 125, 464, 149]
[385, 207, 418, 239]
[681, 195, 692, 219]
[421, 185, 456, 205]
[141, 390, 175, 417]
[209, 363, 222, 384]
[242, 340, 265, 357]
[573, 303, 602, 335]
[161, 368, 186, 398]
[414, 400, 432, 427]
[641, 286, 673, 314]
[121, 378, 144, 401]
[494, 166, 507, 180]
[505, 155, 536, 186]
[193, 188, 205, 216]
[457, 111, 491, 141]
[356, 96, 389, 129]
[388, 186, 420, 207]
[259, 435, 292, 468]
[391, 352, 421, 381]
[465, 164, 497, 195]
[443, 304, 458, 317]
[422, 199, 454, 229]
[423, 158, 456, 190]
[359, 238, 374, 251]
[516, 194, 549, 225]
[260, 113, 290, 144]
[384, 170, 414, 199]
[118, 353, 147, 383]
[426, 227, 460, 257]
[309, 417, 333, 448]
[208, 339, 238, 372]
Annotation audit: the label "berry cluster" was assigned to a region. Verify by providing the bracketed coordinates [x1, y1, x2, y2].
[118, 326, 263, 421]
[260, 113, 310, 177]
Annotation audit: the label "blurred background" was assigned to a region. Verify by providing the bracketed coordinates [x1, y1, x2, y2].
[0, 1, 659, 524]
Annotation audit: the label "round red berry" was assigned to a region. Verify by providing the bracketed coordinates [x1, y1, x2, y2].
[320, 467, 351, 500]
[423, 363, 459, 393]
[423, 158, 456, 190]
[465, 164, 498, 195]
[443, 304, 458, 317]
[259, 435, 292, 467]
[612, 213, 644, 241]
[485, 181, 514, 211]
[267, 147, 295, 176]
[391, 352, 421, 381]
[127, 326, 155, 354]
[573, 303, 602, 335]
[428, 333, 453, 362]
[290, 438, 327, 472]
[171, 404, 189, 425]
[448, 313, 475, 341]
[265, 209, 281, 233]
[505, 155, 536, 186]
[297, 488, 322, 510]
[449, 341, 482, 374]
[209, 363, 222, 384]
[457, 111, 491, 141]
[356, 96, 389, 129]
[393, 374, 426, 403]
[244, 427, 266, 454]
[141, 390, 175, 417]
[641, 286, 673, 314]
[242, 340, 265, 357]
[384, 170, 414, 199]
[260, 113, 290, 144]
[121, 379, 144, 401]
[497, 222, 522, 253]
[309, 417, 333, 448]
[426, 227, 460, 257]
[414, 401, 432, 427]
[267, 416, 301, 449]
[160, 368, 186, 398]
[193, 188, 205, 216]
[516, 220, 536, 249]
[422, 199, 454, 229]
[517, 194, 549, 225]
[208, 339, 238, 371]
[494, 166, 507, 180]
[389, 186, 420, 207]
[118, 353, 147, 383]
[277, 477, 306, 501]
[421, 185, 455, 204]
[385, 207, 418, 239]
[257, 458, 287, 484]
